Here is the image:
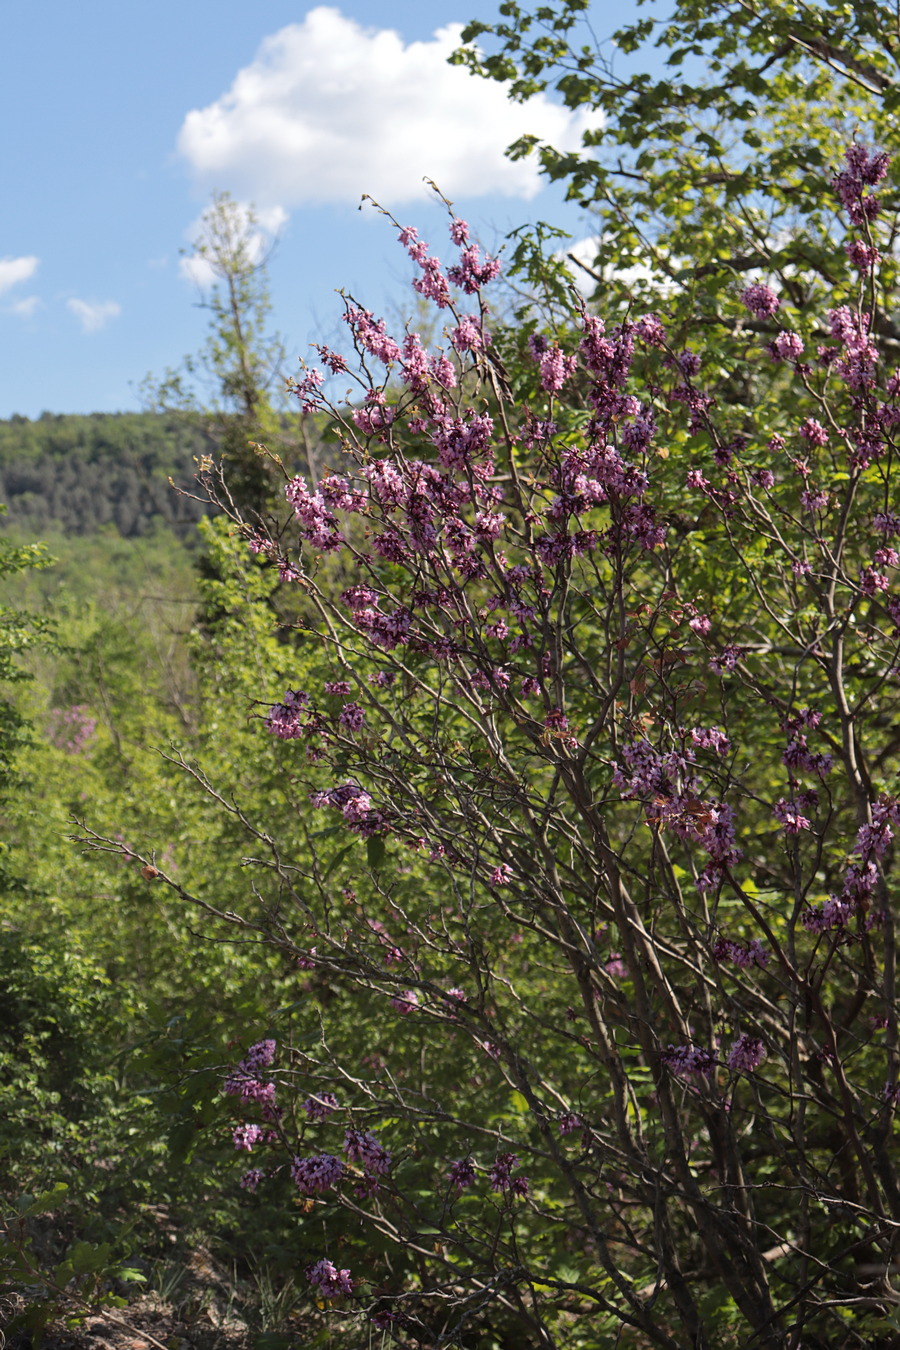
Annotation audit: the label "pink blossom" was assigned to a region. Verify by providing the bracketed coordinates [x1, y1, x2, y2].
[291, 1153, 344, 1194]
[451, 314, 487, 352]
[302, 1093, 340, 1121]
[344, 1128, 391, 1175]
[339, 702, 365, 732]
[449, 218, 470, 246]
[489, 1151, 524, 1194]
[306, 1259, 353, 1299]
[799, 418, 829, 447]
[662, 1045, 716, 1079]
[727, 1035, 766, 1075]
[740, 284, 780, 318]
[770, 331, 804, 362]
[233, 1124, 265, 1152]
[447, 243, 501, 293]
[846, 239, 881, 270]
[691, 726, 729, 754]
[634, 313, 666, 346]
[774, 798, 811, 834]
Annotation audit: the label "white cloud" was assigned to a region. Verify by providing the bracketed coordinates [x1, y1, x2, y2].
[177, 8, 603, 206]
[8, 295, 41, 318]
[179, 253, 218, 288]
[561, 235, 677, 299]
[67, 298, 122, 333]
[0, 255, 39, 294]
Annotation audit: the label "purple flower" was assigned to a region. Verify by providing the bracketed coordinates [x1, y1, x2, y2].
[448, 1157, 476, 1192]
[243, 1040, 277, 1071]
[265, 690, 310, 740]
[233, 1123, 265, 1152]
[339, 702, 365, 732]
[662, 1045, 716, 1079]
[447, 242, 501, 294]
[709, 645, 744, 673]
[450, 217, 470, 246]
[802, 895, 853, 932]
[604, 952, 627, 980]
[873, 512, 900, 538]
[489, 864, 513, 888]
[224, 1039, 278, 1114]
[343, 305, 401, 364]
[770, 331, 804, 362]
[691, 726, 729, 754]
[291, 1152, 344, 1194]
[713, 936, 769, 970]
[740, 283, 780, 318]
[860, 567, 889, 595]
[240, 1168, 265, 1193]
[451, 313, 487, 353]
[489, 1152, 527, 1196]
[846, 239, 881, 271]
[306, 1258, 353, 1300]
[529, 337, 577, 394]
[774, 798, 811, 834]
[344, 1128, 391, 1176]
[323, 680, 352, 696]
[799, 418, 829, 447]
[634, 312, 666, 346]
[302, 1092, 340, 1121]
[832, 142, 890, 226]
[558, 1113, 582, 1136]
[390, 990, 419, 1015]
[727, 1035, 766, 1075]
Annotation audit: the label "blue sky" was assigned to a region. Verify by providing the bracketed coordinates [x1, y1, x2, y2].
[3, 1, 638, 419]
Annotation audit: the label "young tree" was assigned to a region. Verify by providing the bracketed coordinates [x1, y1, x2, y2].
[84, 148, 900, 1347]
[144, 194, 294, 518]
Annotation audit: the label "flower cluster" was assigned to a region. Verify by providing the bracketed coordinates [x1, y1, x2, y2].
[309, 782, 388, 838]
[303, 1092, 340, 1121]
[489, 1152, 529, 1197]
[713, 936, 769, 970]
[727, 1035, 767, 1075]
[224, 1041, 278, 1117]
[291, 1152, 345, 1194]
[662, 1045, 716, 1080]
[831, 141, 890, 226]
[448, 1157, 476, 1192]
[306, 1259, 353, 1300]
[740, 283, 780, 319]
[344, 1128, 391, 1181]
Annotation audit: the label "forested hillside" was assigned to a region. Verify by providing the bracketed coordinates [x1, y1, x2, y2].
[0, 413, 219, 539]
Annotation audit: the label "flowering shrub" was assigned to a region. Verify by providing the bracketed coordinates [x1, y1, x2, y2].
[94, 149, 900, 1347]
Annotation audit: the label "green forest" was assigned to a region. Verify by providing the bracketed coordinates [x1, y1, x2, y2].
[8, 2, 900, 1349]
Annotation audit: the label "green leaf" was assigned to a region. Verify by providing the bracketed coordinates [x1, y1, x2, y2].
[366, 835, 386, 870]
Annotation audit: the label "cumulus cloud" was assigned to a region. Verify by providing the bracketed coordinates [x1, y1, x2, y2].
[67, 298, 122, 333]
[0, 255, 39, 294]
[177, 8, 603, 206]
